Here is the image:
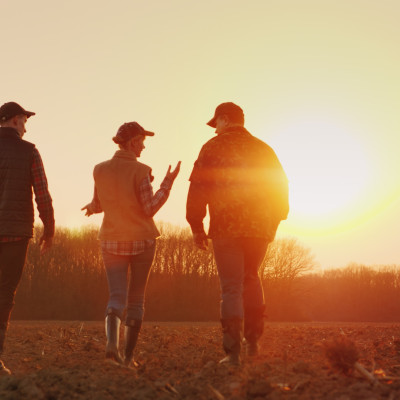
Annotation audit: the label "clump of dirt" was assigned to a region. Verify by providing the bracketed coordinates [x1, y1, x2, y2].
[0, 321, 399, 399]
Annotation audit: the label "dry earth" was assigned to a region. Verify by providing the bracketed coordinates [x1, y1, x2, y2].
[1, 321, 400, 399]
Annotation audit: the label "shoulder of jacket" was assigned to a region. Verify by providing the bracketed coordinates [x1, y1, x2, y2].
[200, 135, 227, 154]
[201, 135, 219, 148]
[93, 159, 112, 174]
[135, 161, 151, 171]
[21, 138, 36, 149]
[94, 159, 109, 168]
[246, 134, 275, 154]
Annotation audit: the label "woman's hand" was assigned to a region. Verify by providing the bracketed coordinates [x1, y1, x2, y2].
[165, 161, 181, 182]
[81, 203, 95, 216]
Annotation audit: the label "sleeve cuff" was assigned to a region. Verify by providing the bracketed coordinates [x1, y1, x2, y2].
[189, 222, 206, 235]
[160, 176, 173, 190]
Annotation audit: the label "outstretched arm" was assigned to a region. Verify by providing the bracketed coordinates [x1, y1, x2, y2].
[139, 161, 181, 217]
[81, 185, 103, 216]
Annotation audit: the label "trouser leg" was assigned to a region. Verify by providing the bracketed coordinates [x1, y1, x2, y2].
[123, 244, 155, 367]
[125, 243, 155, 322]
[0, 239, 29, 332]
[102, 249, 129, 320]
[242, 238, 269, 356]
[102, 250, 130, 364]
[213, 238, 244, 365]
[0, 239, 29, 375]
[212, 238, 244, 320]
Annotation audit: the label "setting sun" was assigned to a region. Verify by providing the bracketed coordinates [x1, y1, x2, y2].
[273, 115, 370, 225]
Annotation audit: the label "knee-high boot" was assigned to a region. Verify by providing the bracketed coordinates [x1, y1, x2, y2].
[219, 318, 243, 366]
[105, 312, 123, 363]
[0, 329, 10, 375]
[244, 305, 265, 357]
[124, 319, 142, 367]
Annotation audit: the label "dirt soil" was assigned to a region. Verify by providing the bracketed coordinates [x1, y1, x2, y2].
[1, 322, 400, 399]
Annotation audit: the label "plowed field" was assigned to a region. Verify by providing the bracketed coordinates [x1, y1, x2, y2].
[1, 322, 400, 399]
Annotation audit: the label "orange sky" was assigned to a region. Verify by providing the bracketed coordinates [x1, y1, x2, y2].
[2, 0, 400, 269]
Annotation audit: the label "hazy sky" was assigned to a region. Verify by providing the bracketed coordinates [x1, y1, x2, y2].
[2, 0, 400, 269]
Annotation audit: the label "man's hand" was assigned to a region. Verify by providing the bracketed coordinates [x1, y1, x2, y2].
[193, 232, 208, 251]
[81, 203, 95, 216]
[165, 161, 181, 182]
[39, 236, 53, 255]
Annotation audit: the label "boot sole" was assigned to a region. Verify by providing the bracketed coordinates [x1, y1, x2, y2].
[105, 350, 123, 364]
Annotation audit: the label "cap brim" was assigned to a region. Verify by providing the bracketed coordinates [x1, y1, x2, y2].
[207, 117, 217, 128]
[143, 130, 155, 136]
[25, 111, 35, 118]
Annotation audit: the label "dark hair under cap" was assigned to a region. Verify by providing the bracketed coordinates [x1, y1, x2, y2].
[112, 122, 155, 144]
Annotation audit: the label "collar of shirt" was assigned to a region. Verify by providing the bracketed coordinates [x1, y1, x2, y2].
[0, 127, 21, 139]
[113, 149, 137, 161]
[219, 126, 251, 136]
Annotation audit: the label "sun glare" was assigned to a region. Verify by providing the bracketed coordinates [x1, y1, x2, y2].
[269, 116, 371, 232]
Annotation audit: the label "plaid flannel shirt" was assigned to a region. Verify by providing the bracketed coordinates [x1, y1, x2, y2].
[95, 174, 172, 256]
[0, 148, 55, 243]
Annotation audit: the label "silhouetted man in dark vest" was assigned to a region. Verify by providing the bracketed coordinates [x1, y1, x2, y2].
[0, 102, 55, 375]
[187, 102, 289, 365]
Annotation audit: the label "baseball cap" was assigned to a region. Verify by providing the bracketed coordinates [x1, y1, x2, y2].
[207, 102, 244, 128]
[113, 122, 155, 143]
[0, 102, 35, 122]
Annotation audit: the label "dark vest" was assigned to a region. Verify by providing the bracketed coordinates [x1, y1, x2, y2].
[0, 127, 35, 237]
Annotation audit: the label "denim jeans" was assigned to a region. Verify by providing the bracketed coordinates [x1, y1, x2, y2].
[0, 239, 29, 331]
[101, 242, 156, 323]
[212, 237, 269, 320]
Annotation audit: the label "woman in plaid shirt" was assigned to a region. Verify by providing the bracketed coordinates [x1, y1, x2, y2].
[82, 122, 180, 366]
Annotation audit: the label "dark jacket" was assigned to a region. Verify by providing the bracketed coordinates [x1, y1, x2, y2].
[186, 126, 289, 241]
[0, 127, 35, 237]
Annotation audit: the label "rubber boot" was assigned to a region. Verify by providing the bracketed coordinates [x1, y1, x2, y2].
[244, 305, 265, 357]
[0, 329, 10, 375]
[105, 312, 123, 364]
[124, 319, 142, 367]
[219, 318, 243, 366]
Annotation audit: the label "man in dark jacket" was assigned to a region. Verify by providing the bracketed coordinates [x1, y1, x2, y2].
[0, 102, 54, 374]
[186, 102, 289, 365]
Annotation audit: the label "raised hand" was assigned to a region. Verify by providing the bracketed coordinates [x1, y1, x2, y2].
[165, 161, 181, 182]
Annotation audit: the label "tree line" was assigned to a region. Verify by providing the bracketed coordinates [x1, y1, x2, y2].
[11, 225, 400, 322]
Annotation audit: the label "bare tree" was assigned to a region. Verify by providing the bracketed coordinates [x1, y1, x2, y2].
[261, 237, 316, 282]
[260, 238, 316, 320]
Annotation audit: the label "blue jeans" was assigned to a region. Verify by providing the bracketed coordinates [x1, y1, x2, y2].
[212, 237, 269, 320]
[101, 243, 156, 323]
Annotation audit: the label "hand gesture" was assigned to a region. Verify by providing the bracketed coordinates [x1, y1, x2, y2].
[165, 161, 181, 182]
[39, 235, 53, 255]
[81, 203, 95, 217]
